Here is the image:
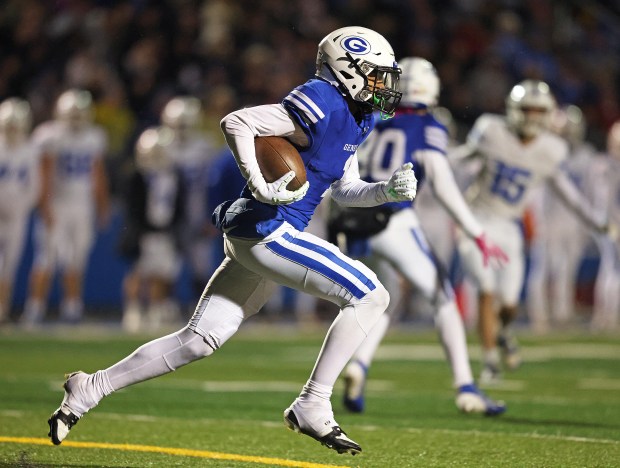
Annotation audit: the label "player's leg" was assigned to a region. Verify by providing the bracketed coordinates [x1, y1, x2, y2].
[525, 235, 551, 334]
[21, 217, 58, 327]
[121, 267, 144, 333]
[0, 216, 28, 323]
[142, 233, 183, 330]
[592, 237, 620, 331]
[48, 254, 273, 445]
[342, 257, 395, 412]
[230, 225, 388, 454]
[58, 211, 95, 323]
[457, 216, 519, 383]
[496, 228, 526, 372]
[456, 230, 498, 381]
[548, 234, 584, 326]
[370, 210, 504, 413]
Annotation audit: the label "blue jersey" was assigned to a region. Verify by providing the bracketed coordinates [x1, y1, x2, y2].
[358, 111, 448, 211]
[214, 79, 375, 239]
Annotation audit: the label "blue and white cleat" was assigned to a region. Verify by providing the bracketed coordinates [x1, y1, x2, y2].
[456, 383, 506, 416]
[342, 360, 368, 413]
[284, 399, 362, 455]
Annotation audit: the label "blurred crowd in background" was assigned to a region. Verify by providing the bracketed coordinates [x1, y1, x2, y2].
[1, 0, 620, 331]
[2, 0, 620, 162]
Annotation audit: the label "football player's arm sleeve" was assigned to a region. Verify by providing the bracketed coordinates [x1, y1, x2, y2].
[220, 104, 308, 189]
[418, 149, 483, 238]
[329, 153, 390, 207]
[549, 170, 608, 232]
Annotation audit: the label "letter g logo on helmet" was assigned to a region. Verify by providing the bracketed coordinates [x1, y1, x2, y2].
[341, 36, 370, 55]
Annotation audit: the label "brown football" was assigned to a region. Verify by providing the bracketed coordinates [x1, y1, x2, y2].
[255, 136, 307, 191]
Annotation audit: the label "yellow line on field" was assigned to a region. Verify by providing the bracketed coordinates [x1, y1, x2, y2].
[0, 436, 352, 468]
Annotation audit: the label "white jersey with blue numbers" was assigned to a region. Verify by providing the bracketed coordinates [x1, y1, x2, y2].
[221, 79, 375, 239]
[32, 120, 107, 206]
[0, 136, 40, 218]
[462, 114, 568, 220]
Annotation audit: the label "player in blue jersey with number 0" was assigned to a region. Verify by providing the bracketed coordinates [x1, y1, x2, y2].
[331, 57, 508, 416]
[47, 26, 417, 455]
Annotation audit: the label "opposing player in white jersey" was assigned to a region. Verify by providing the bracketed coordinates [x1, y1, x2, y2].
[47, 27, 416, 455]
[591, 120, 620, 331]
[526, 105, 603, 332]
[0, 98, 40, 324]
[161, 97, 220, 298]
[335, 58, 507, 416]
[20, 89, 110, 326]
[451, 80, 609, 383]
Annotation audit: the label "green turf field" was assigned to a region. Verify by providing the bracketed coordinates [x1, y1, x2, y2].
[1, 324, 619, 467]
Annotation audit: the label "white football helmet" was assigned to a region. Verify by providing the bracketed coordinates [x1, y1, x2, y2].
[54, 89, 93, 127]
[608, 120, 620, 161]
[0, 97, 32, 142]
[135, 126, 175, 171]
[316, 26, 402, 116]
[161, 96, 201, 132]
[399, 57, 440, 109]
[505, 80, 556, 138]
[550, 104, 586, 147]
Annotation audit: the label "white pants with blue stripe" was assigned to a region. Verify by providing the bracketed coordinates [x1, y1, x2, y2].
[189, 222, 389, 387]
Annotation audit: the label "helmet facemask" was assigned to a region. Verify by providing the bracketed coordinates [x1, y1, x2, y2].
[506, 80, 555, 139]
[161, 96, 201, 141]
[136, 126, 175, 172]
[353, 58, 401, 117]
[316, 27, 402, 119]
[55, 89, 93, 130]
[0, 98, 32, 145]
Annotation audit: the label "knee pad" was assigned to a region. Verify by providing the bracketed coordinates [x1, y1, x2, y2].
[349, 283, 390, 333]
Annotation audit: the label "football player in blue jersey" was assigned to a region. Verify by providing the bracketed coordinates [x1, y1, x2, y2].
[330, 57, 509, 416]
[48, 27, 417, 455]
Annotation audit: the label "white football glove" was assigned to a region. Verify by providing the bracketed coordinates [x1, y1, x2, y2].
[382, 162, 418, 202]
[251, 171, 309, 205]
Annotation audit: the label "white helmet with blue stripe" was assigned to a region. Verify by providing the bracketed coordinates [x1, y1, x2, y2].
[316, 26, 402, 116]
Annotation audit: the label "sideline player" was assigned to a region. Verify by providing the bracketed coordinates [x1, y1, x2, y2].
[526, 105, 602, 332]
[333, 57, 507, 415]
[119, 127, 186, 333]
[161, 97, 220, 300]
[48, 27, 416, 455]
[0, 98, 40, 324]
[451, 81, 609, 383]
[591, 120, 620, 331]
[20, 89, 110, 326]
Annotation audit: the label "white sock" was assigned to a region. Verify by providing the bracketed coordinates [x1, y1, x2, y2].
[298, 379, 332, 404]
[435, 301, 474, 387]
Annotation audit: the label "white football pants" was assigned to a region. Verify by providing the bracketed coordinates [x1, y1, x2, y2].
[351, 209, 474, 387]
[103, 222, 389, 393]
